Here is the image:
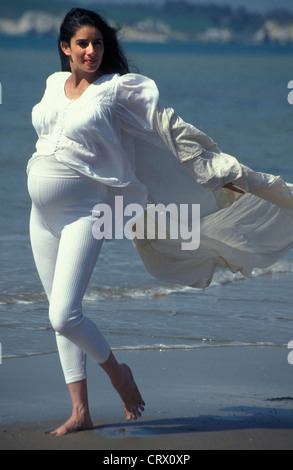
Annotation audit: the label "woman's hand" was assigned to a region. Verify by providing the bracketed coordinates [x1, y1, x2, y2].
[223, 183, 245, 194]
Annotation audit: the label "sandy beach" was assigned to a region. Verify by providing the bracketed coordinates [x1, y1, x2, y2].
[1, 346, 293, 450]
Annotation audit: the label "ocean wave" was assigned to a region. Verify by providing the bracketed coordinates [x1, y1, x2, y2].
[2, 341, 286, 360]
[84, 259, 293, 301]
[112, 342, 286, 351]
[210, 259, 293, 287]
[0, 294, 46, 306]
[84, 284, 194, 302]
[1, 259, 293, 306]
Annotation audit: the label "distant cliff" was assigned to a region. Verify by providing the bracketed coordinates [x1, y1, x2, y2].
[0, 3, 293, 44]
[0, 11, 62, 36]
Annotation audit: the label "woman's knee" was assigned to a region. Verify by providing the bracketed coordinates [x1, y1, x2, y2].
[49, 302, 82, 335]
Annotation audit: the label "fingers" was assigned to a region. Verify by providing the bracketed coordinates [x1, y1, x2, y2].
[223, 183, 245, 194]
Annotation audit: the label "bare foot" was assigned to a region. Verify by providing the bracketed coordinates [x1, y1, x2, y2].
[50, 410, 93, 436]
[112, 363, 145, 421]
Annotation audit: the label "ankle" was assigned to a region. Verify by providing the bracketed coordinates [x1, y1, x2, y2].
[100, 352, 124, 385]
[72, 403, 89, 418]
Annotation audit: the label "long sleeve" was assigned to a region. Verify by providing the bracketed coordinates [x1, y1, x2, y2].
[115, 73, 160, 138]
[153, 102, 244, 191]
[114, 74, 245, 191]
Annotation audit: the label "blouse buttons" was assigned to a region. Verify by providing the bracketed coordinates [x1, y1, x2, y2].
[53, 101, 72, 155]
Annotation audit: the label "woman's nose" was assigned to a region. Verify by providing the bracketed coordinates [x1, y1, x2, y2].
[87, 43, 95, 55]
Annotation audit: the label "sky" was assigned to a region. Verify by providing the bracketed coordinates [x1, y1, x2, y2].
[83, 0, 293, 14]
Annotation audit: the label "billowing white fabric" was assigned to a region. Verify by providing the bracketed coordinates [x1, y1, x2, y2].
[133, 105, 293, 288]
[28, 72, 293, 288]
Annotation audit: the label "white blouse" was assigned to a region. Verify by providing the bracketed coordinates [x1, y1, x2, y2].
[28, 71, 246, 200]
[28, 72, 165, 206]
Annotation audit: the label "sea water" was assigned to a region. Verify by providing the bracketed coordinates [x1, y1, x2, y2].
[1, 36, 293, 359]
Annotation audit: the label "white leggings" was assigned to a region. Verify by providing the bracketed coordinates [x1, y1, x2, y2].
[27, 167, 111, 384]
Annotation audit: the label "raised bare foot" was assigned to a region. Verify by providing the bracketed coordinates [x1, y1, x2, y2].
[112, 363, 145, 421]
[50, 410, 93, 436]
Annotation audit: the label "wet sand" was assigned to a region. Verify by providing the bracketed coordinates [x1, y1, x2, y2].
[1, 347, 293, 450]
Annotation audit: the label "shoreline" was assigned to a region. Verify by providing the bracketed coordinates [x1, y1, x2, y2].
[1, 346, 293, 450]
[1, 8, 293, 45]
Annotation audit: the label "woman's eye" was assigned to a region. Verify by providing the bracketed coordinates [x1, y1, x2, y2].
[77, 40, 103, 48]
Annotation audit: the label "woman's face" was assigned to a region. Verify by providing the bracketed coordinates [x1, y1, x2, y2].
[61, 25, 104, 77]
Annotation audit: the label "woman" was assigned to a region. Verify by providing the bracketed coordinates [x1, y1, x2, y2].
[27, 8, 147, 436]
[27, 8, 293, 435]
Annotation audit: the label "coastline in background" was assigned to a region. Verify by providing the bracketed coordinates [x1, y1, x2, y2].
[1, 1, 293, 44]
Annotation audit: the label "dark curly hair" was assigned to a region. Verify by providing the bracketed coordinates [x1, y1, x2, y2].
[58, 8, 130, 75]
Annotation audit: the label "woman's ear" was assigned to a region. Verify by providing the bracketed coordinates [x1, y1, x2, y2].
[60, 41, 71, 56]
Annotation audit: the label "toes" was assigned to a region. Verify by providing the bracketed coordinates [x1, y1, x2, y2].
[112, 363, 145, 421]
